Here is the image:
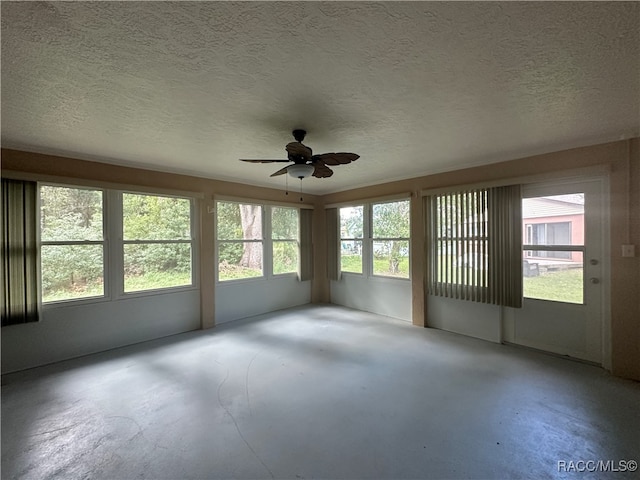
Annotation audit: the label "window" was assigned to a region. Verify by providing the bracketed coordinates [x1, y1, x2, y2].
[217, 201, 263, 281]
[371, 200, 410, 278]
[122, 193, 194, 292]
[337, 200, 411, 278]
[272, 206, 299, 275]
[522, 194, 584, 304]
[40, 185, 105, 302]
[340, 206, 363, 273]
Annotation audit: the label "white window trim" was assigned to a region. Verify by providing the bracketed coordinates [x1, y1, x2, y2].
[215, 201, 301, 284]
[339, 200, 411, 281]
[39, 184, 198, 308]
[39, 184, 109, 306]
[119, 191, 198, 297]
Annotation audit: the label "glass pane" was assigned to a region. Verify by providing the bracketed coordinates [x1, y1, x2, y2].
[124, 243, 192, 292]
[373, 240, 409, 278]
[218, 242, 263, 281]
[123, 193, 191, 241]
[217, 202, 262, 240]
[40, 186, 103, 241]
[372, 200, 410, 238]
[341, 240, 362, 273]
[340, 206, 363, 239]
[272, 207, 299, 240]
[523, 194, 584, 246]
[523, 252, 583, 304]
[41, 245, 104, 302]
[273, 241, 298, 274]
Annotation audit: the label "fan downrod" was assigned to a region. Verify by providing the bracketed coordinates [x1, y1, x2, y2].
[292, 129, 307, 142]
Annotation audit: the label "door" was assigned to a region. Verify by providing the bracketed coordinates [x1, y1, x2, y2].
[503, 178, 608, 364]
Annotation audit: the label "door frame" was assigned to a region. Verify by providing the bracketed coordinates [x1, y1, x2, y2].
[501, 175, 611, 368]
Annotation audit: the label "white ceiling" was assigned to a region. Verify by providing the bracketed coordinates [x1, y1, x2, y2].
[2, 1, 638, 194]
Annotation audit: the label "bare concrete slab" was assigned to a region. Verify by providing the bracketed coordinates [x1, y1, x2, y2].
[2, 305, 639, 479]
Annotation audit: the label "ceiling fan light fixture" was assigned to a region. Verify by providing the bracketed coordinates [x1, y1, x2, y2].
[288, 164, 315, 179]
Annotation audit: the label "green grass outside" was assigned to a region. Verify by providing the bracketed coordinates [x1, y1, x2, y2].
[43, 270, 192, 303]
[125, 271, 192, 292]
[218, 264, 263, 281]
[42, 262, 583, 304]
[341, 254, 409, 278]
[524, 268, 583, 304]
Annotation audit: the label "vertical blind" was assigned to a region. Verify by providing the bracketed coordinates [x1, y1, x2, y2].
[426, 185, 522, 308]
[2, 179, 39, 326]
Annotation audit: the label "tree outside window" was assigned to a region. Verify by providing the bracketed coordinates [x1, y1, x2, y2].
[40, 185, 105, 302]
[371, 200, 410, 278]
[217, 202, 263, 281]
[272, 207, 299, 275]
[122, 193, 193, 292]
[339, 206, 364, 273]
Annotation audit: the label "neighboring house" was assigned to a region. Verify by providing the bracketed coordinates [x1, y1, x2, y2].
[522, 195, 584, 264]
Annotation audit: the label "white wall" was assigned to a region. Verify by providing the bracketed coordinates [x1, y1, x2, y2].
[427, 295, 501, 343]
[215, 275, 311, 324]
[330, 274, 412, 322]
[1, 289, 200, 373]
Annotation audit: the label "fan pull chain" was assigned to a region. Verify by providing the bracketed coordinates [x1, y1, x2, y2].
[299, 178, 303, 202]
[285, 174, 289, 196]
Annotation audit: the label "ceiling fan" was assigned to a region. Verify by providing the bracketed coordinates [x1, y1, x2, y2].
[240, 129, 359, 179]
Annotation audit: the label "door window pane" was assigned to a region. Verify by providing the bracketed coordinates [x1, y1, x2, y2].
[523, 252, 583, 304]
[522, 194, 585, 303]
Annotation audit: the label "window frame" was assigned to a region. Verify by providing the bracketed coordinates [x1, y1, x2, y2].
[215, 200, 302, 284]
[337, 199, 411, 281]
[38, 183, 199, 307]
[521, 190, 585, 305]
[270, 205, 300, 277]
[38, 183, 108, 305]
[120, 191, 197, 296]
[369, 199, 411, 279]
[339, 205, 365, 275]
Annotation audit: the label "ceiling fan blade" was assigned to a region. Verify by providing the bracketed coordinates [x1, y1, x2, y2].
[285, 142, 313, 159]
[240, 159, 291, 163]
[312, 163, 333, 178]
[270, 166, 290, 177]
[312, 152, 359, 166]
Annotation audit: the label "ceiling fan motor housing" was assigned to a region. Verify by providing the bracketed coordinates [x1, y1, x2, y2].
[292, 129, 307, 142]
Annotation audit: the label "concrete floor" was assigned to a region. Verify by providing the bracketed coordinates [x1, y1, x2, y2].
[2, 305, 639, 480]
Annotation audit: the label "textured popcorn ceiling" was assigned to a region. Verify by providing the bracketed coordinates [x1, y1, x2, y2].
[2, 1, 638, 194]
